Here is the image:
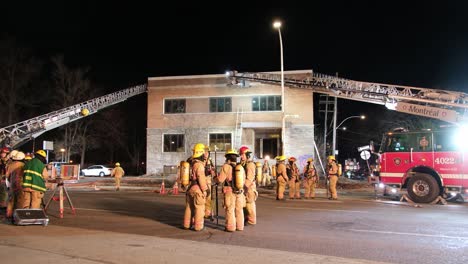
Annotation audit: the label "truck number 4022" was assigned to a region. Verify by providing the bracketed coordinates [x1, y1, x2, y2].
[434, 157, 455, 165]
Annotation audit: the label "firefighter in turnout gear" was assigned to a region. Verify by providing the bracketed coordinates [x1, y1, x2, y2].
[183, 143, 209, 231]
[287, 157, 301, 199]
[262, 159, 271, 187]
[327, 155, 339, 200]
[203, 146, 215, 219]
[303, 158, 318, 199]
[111, 162, 125, 191]
[0, 147, 11, 209]
[17, 149, 49, 209]
[214, 149, 246, 232]
[6, 151, 25, 218]
[275, 155, 288, 200]
[239, 146, 257, 225]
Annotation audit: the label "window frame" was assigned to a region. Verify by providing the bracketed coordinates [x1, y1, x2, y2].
[252, 95, 281, 111]
[163, 134, 185, 152]
[209, 97, 232, 112]
[164, 99, 186, 114]
[208, 133, 232, 151]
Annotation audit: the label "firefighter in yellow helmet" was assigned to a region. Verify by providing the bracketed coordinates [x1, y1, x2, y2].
[327, 155, 339, 200]
[261, 158, 271, 187]
[17, 150, 49, 209]
[239, 146, 257, 225]
[303, 157, 318, 199]
[203, 146, 216, 219]
[111, 162, 125, 191]
[275, 155, 288, 200]
[214, 149, 246, 231]
[287, 157, 301, 199]
[183, 143, 209, 231]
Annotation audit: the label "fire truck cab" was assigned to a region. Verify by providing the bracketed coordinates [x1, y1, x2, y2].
[378, 127, 468, 203]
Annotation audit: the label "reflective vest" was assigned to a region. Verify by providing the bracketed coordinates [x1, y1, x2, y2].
[22, 158, 46, 192]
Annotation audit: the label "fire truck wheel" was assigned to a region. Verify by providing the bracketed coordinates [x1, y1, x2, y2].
[407, 174, 440, 203]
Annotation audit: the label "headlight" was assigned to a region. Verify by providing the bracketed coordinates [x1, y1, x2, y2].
[378, 183, 385, 189]
[391, 188, 397, 193]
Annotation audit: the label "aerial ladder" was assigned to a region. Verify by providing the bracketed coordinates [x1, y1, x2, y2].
[0, 84, 147, 148]
[226, 71, 468, 124]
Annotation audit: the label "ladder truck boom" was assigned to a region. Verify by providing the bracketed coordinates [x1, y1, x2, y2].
[0, 84, 147, 148]
[226, 71, 467, 124]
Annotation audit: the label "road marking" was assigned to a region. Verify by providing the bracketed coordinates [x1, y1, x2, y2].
[276, 207, 368, 213]
[349, 229, 468, 240]
[74, 208, 130, 214]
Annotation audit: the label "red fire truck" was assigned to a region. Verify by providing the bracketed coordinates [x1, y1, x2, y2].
[378, 127, 468, 203]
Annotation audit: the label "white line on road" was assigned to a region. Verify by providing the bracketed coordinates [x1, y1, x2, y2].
[276, 207, 368, 213]
[74, 208, 130, 214]
[349, 229, 468, 240]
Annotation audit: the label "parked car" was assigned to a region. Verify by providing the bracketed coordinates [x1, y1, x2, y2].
[81, 165, 111, 177]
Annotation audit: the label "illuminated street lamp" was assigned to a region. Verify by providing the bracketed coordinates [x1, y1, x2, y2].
[273, 20, 285, 154]
[332, 115, 366, 156]
[60, 148, 65, 162]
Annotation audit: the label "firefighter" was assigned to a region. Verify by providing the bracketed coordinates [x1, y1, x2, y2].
[287, 157, 301, 199]
[17, 149, 49, 209]
[203, 146, 216, 219]
[303, 158, 318, 199]
[6, 151, 25, 218]
[111, 162, 125, 191]
[327, 155, 339, 200]
[215, 149, 245, 232]
[0, 147, 11, 209]
[183, 143, 209, 231]
[239, 146, 257, 225]
[275, 155, 288, 200]
[262, 159, 271, 187]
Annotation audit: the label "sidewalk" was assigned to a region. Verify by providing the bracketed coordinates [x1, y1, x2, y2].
[0, 224, 389, 264]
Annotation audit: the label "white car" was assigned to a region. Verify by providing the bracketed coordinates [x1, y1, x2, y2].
[81, 165, 111, 177]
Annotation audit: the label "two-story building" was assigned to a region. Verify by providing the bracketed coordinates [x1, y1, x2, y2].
[146, 70, 315, 174]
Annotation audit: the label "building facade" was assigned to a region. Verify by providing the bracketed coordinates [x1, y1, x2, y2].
[146, 70, 315, 175]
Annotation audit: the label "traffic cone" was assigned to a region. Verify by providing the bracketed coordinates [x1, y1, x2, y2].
[172, 182, 179, 195]
[160, 180, 167, 195]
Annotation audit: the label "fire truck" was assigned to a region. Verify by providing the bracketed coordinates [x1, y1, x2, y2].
[378, 127, 468, 203]
[226, 70, 468, 203]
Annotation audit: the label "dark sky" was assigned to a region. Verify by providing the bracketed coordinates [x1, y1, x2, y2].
[3, 1, 468, 161]
[4, 1, 468, 90]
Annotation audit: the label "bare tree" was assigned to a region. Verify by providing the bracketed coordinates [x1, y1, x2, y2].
[51, 55, 96, 166]
[0, 37, 43, 126]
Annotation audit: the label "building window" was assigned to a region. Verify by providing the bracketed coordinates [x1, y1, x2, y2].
[165, 99, 186, 113]
[164, 134, 185, 152]
[210, 97, 232, 112]
[209, 133, 232, 151]
[252, 96, 281, 111]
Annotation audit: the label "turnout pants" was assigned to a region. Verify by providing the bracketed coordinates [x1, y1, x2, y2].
[276, 177, 286, 200]
[329, 175, 338, 199]
[288, 178, 301, 198]
[204, 177, 212, 218]
[304, 178, 317, 198]
[184, 185, 206, 231]
[223, 188, 245, 231]
[244, 185, 257, 225]
[17, 190, 44, 209]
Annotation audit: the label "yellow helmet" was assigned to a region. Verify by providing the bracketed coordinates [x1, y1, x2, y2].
[35, 149, 47, 158]
[24, 153, 32, 160]
[225, 149, 239, 157]
[276, 155, 287, 161]
[115, 162, 120, 167]
[307, 158, 314, 162]
[327, 155, 335, 161]
[192, 143, 206, 158]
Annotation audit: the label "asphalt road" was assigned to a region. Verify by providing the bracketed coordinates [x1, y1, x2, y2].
[1, 187, 467, 264]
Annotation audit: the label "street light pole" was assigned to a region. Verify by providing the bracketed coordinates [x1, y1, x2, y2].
[332, 115, 366, 157]
[273, 21, 285, 154]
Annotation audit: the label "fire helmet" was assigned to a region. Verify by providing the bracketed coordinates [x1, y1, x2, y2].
[192, 143, 206, 158]
[289, 157, 297, 162]
[239, 146, 251, 155]
[35, 149, 47, 158]
[275, 155, 287, 161]
[327, 155, 336, 161]
[115, 162, 120, 167]
[225, 149, 239, 157]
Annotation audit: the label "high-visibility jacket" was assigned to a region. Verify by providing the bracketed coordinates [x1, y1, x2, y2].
[22, 158, 46, 192]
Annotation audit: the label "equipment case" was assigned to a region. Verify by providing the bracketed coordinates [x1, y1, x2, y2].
[13, 209, 49, 226]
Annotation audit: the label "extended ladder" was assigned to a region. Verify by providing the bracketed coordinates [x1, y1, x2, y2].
[226, 71, 467, 124]
[0, 84, 147, 148]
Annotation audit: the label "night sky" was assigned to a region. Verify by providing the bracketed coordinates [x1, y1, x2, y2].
[2, 1, 468, 161]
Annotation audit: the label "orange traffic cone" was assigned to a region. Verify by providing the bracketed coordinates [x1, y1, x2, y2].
[160, 180, 167, 195]
[172, 182, 179, 195]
